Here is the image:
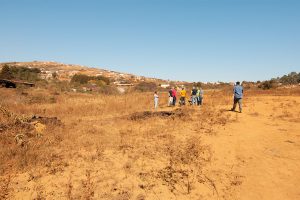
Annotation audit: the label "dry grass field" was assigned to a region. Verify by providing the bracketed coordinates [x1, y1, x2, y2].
[1, 87, 300, 200]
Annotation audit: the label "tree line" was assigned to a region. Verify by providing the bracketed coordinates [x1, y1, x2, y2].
[0, 64, 41, 82]
[258, 72, 300, 89]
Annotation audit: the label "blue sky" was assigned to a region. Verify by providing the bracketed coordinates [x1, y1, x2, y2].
[0, 0, 299, 82]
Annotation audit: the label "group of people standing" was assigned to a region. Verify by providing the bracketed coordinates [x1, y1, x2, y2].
[190, 87, 204, 106]
[154, 86, 204, 109]
[154, 81, 244, 113]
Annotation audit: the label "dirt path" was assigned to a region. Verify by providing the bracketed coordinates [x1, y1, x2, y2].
[206, 96, 300, 200]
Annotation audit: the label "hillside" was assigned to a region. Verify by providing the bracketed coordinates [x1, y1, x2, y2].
[1, 61, 299, 91]
[0, 61, 168, 84]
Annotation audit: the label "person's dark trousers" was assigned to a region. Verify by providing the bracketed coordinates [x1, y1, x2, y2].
[173, 96, 176, 106]
[180, 97, 185, 105]
[197, 97, 201, 105]
[232, 97, 242, 112]
[199, 97, 203, 105]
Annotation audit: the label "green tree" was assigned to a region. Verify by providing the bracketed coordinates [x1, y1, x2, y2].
[94, 75, 110, 85]
[71, 74, 110, 85]
[71, 74, 91, 84]
[0, 65, 14, 79]
[259, 80, 277, 90]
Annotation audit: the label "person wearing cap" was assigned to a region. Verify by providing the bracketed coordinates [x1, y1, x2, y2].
[231, 81, 243, 113]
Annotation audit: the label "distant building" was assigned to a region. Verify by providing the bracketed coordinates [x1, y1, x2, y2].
[40, 70, 53, 80]
[160, 84, 170, 88]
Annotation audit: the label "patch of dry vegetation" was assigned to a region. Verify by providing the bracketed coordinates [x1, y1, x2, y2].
[1, 87, 299, 199]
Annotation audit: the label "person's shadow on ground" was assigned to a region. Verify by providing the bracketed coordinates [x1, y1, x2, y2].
[220, 108, 240, 113]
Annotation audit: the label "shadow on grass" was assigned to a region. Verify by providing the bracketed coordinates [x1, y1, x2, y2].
[220, 109, 241, 113]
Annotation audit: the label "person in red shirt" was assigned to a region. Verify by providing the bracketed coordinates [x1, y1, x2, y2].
[172, 87, 177, 106]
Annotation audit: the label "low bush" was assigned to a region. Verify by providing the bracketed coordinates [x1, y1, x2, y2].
[258, 80, 277, 90]
[134, 82, 157, 92]
[71, 74, 110, 85]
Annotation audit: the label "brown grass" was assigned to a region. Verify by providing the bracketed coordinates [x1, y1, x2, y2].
[1, 86, 300, 199]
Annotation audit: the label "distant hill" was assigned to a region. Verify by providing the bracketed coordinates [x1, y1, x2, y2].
[0, 61, 171, 84]
[2, 61, 298, 90]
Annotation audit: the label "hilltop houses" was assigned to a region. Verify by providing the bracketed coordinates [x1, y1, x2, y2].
[40, 71, 53, 80]
[40, 68, 55, 80]
[160, 84, 170, 88]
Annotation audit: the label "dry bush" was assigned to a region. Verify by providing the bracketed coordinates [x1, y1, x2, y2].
[158, 136, 212, 194]
[0, 175, 11, 199]
[0, 103, 65, 175]
[81, 170, 95, 200]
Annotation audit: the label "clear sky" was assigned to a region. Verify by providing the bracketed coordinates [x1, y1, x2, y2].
[0, 0, 299, 82]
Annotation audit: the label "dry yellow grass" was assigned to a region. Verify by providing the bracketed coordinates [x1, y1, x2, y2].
[0, 87, 300, 199]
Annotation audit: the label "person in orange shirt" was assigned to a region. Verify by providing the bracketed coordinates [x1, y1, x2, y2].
[180, 87, 186, 106]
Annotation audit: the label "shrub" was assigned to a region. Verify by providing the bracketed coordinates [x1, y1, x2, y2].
[194, 82, 202, 88]
[71, 74, 91, 84]
[94, 76, 110, 85]
[0, 65, 14, 79]
[258, 80, 277, 90]
[134, 82, 157, 92]
[52, 72, 58, 79]
[71, 74, 110, 85]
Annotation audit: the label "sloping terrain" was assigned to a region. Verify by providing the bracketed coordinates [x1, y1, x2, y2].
[0, 61, 166, 83]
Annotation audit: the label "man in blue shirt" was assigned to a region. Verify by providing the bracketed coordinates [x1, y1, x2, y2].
[231, 81, 243, 113]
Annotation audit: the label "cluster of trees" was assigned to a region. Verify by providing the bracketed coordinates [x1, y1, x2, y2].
[278, 72, 300, 85]
[258, 80, 277, 90]
[258, 72, 300, 90]
[0, 65, 114, 93]
[0, 65, 41, 82]
[71, 74, 110, 86]
[70, 74, 119, 94]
